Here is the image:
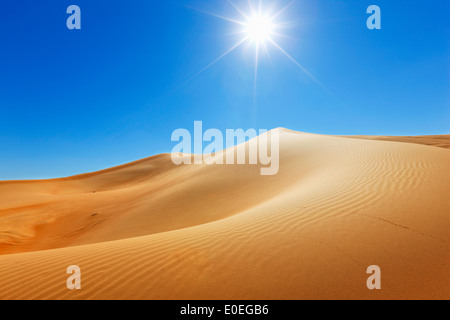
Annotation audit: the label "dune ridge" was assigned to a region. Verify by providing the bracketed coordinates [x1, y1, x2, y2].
[0, 129, 449, 300]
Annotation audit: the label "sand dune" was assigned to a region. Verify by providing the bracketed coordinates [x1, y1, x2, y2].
[0, 129, 449, 300]
[342, 134, 450, 150]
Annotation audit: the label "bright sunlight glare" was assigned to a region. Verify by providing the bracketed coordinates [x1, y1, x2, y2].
[190, 0, 335, 108]
[244, 15, 274, 43]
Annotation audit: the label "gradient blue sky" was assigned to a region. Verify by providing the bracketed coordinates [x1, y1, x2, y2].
[0, 0, 449, 180]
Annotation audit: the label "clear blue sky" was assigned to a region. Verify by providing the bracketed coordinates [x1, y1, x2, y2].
[0, 0, 449, 180]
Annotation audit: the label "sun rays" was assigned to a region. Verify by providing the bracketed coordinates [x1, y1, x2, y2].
[185, 0, 346, 117]
[192, 1, 315, 86]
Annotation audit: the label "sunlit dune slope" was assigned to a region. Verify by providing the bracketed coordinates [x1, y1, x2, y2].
[342, 134, 450, 150]
[0, 129, 449, 299]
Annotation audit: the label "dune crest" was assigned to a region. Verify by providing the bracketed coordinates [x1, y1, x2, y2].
[0, 130, 449, 300]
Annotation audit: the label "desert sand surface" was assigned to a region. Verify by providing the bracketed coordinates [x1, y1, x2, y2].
[0, 129, 449, 300]
[342, 134, 450, 150]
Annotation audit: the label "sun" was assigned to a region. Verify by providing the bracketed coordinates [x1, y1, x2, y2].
[192, 1, 298, 77]
[191, 0, 328, 100]
[244, 15, 274, 43]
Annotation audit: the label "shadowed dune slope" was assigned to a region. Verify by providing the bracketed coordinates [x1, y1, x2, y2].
[0, 129, 449, 299]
